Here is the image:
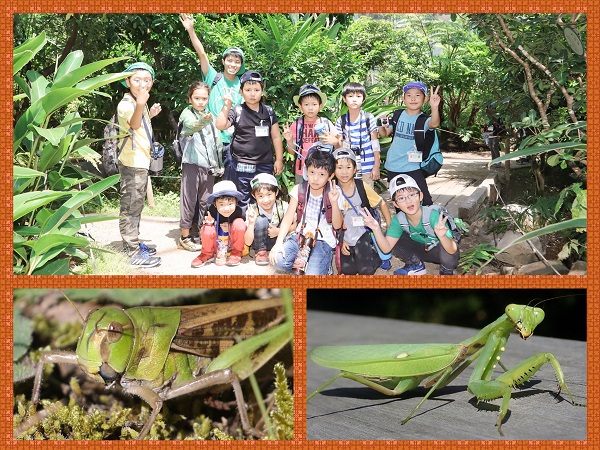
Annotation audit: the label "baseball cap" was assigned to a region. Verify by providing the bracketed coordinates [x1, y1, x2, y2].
[250, 173, 278, 189]
[293, 84, 327, 105]
[121, 62, 155, 87]
[403, 81, 427, 96]
[389, 174, 421, 199]
[333, 148, 357, 163]
[240, 70, 264, 86]
[222, 47, 246, 75]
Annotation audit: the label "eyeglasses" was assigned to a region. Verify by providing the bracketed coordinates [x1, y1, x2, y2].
[394, 192, 419, 203]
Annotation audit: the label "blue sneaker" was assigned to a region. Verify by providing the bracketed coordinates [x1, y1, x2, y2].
[379, 259, 392, 271]
[130, 249, 161, 268]
[139, 242, 157, 255]
[393, 261, 426, 275]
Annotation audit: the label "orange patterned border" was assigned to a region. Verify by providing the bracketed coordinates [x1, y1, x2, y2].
[4, 2, 594, 449]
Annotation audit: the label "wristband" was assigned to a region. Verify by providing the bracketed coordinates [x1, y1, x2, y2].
[371, 139, 381, 152]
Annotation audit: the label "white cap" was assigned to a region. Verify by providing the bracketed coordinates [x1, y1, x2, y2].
[250, 173, 278, 189]
[389, 174, 421, 199]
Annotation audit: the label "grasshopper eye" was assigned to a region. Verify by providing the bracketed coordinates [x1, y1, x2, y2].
[107, 322, 123, 343]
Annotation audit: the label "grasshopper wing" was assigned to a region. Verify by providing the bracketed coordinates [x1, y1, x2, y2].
[310, 343, 465, 377]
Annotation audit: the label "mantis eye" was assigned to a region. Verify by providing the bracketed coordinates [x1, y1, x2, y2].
[106, 322, 123, 343]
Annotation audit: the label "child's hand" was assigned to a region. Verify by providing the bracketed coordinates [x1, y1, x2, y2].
[180, 13, 194, 30]
[136, 86, 150, 106]
[359, 207, 379, 230]
[204, 212, 215, 225]
[269, 242, 284, 265]
[282, 123, 293, 142]
[246, 208, 257, 225]
[328, 180, 340, 203]
[341, 241, 351, 256]
[320, 130, 339, 146]
[429, 85, 441, 109]
[434, 212, 449, 238]
[369, 167, 380, 181]
[149, 103, 162, 118]
[222, 88, 233, 108]
[268, 224, 279, 239]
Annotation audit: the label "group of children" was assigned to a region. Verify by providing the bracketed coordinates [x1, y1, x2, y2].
[114, 14, 460, 275]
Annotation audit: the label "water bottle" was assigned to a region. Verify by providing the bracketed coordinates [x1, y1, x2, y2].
[292, 232, 315, 275]
[314, 122, 327, 137]
[215, 227, 229, 266]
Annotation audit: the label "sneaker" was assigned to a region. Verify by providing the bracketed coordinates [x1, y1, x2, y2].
[255, 250, 269, 266]
[379, 259, 392, 271]
[393, 261, 427, 276]
[130, 250, 161, 268]
[226, 254, 242, 267]
[191, 253, 215, 268]
[139, 242, 157, 255]
[178, 236, 201, 252]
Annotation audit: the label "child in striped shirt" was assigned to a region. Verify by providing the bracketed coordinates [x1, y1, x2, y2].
[334, 82, 380, 187]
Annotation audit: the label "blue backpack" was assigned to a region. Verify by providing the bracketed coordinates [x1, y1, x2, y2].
[389, 109, 443, 177]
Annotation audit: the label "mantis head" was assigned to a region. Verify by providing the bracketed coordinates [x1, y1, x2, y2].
[505, 304, 545, 340]
[76, 307, 134, 385]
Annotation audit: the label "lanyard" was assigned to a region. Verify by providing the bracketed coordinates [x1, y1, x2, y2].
[299, 188, 324, 239]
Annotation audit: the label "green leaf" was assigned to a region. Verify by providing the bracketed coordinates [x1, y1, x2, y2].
[30, 257, 71, 275]
[53, 56, 130, 90]
[492, 141, 586, 164]
[26, 234, 90, 274]
[32, 125, 67, 146]
[13, 306, 33, 361]
[40, 174, 120, 234]
[13, 32, 46, 75]
[54, 50, 84, 83]
[13, 190, 71, 221]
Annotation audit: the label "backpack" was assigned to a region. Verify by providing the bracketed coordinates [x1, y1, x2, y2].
[396, 204, 467, 250]
[172, 110, 219, 167]
[101, 97, 133, 176]
[389, 109, 443, 177]
[211, 72, 223, 88]
[296, 180, 333, 225]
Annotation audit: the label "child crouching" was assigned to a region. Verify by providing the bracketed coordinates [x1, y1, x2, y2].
[269, 150, 342, 275]
[361, 174, 460, 275]
[244, 173, 289, 266]
[191, 180, 247, 268]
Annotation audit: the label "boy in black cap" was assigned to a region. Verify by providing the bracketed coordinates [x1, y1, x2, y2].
[216, 70, 284, 207]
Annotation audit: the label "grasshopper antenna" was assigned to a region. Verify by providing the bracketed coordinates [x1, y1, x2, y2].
[58, 290, 85, 324]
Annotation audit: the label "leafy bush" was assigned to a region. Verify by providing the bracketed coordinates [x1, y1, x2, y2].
[13, 32, 127, 274]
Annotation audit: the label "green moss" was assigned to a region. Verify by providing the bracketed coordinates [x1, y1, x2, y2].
[267, 362, 294, 440]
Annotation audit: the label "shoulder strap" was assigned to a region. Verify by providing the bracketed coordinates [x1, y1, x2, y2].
[396, 210, 410, 233]
[296, 181, 307, 224]
[212, 72, 223, 88]
[420, 205, 436, 237]
[355, 179, 369, 209]
[389, 109, 404, 143]
[414, 113, 436, 159]
[323, 182, 332, 224]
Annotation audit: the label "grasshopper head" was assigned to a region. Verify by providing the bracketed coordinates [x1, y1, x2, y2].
[76, 307, 134, 385]
[506, 304, 545, 339]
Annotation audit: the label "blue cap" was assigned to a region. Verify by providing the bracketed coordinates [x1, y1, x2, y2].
[403, 81, 427, 96]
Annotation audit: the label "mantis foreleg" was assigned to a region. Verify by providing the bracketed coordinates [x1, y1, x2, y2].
[468, 337, 584, 435]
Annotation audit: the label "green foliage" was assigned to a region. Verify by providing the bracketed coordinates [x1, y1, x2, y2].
[458, 244, 502, 274]
[268, 362, 294, 440]
[13, 32, 125, 275]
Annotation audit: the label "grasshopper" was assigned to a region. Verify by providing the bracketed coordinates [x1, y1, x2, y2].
[29, 295, 292, 439]
[308, 303, 585, 437]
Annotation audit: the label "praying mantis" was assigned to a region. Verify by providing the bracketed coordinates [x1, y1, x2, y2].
[307, 298, 586, 440]
[17, 290, 293, 440]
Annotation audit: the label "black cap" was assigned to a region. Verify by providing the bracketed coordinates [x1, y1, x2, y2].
[240, 70, 263, 86]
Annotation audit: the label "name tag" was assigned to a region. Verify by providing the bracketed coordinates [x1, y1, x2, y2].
[255, 125, 269, 137]
[408, 150, 423, 163]
[352, 216, 365, 227]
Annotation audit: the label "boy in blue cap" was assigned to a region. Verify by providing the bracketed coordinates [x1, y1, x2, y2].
[378, 82, 441, 206]
[117, 61, 162, 268]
